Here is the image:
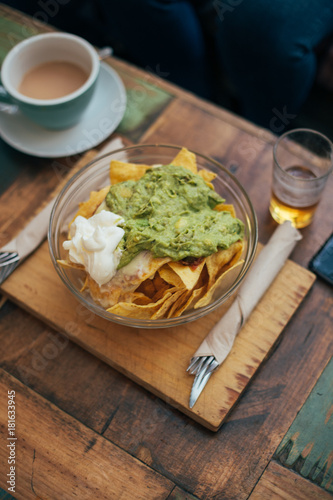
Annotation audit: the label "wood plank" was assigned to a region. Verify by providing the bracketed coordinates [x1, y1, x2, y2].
[275, 357, 333, 492]
[0, 270, 331, 500]
[115, 66, 173, 142]
[0, 301, 133, 434]
[249, 461, 333, 500]
[0, 146, 98, 246]
[167, 487, 200, 500]
[0, 368, 174, 499]
[0, 236, 315, 431]
[0, 4, 51, 65]
[102, 283, 332, 499]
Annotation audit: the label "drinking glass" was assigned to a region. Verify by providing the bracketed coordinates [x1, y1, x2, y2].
[270, 128, 333, 228]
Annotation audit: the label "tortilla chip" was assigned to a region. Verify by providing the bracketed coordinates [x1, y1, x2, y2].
[171, 147, 197, 174]
[198, 169, 216, 182]
[166, 262, 210, 317]
[168, 290, 190, 317]
[57, 259, 84, 270]
[158, 266, 185, 288]
[151, 288, 185, 319]
[214, 203, 236, 218]
[166, 290, 190, 318]
[87, 254, 171, 309]
[150, 279, 171, 302]
[205, 241, 243, 288]
[136, 278, 157, 299]
[109, 160, 150, 184]
[167, 259, 205, 290]
[223, 244, 244, 273]
[71, 186, 110, 223]
[183, 286, 207, 312]
[80, 275, 89, 292]
[195, 260, 244, 308]
[131, 292, 153, 306]
[107, 291, 174, 319]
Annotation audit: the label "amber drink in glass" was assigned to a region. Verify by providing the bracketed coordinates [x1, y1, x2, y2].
[270, 129, 333, 228]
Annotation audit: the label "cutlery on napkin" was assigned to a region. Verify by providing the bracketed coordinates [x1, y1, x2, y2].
[0, 137, 124, 286]
[188, 221, 302, 408]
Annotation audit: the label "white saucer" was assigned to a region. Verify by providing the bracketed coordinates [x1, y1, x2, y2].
[0, 62, 126, 158]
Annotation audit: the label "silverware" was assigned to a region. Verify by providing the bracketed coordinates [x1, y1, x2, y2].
[187, 355, 219, 408]
[0, 199, 55, 286]
[187, 222, 303, 409]
[97, 46, 113, 60]
[0, 251, 20, 285]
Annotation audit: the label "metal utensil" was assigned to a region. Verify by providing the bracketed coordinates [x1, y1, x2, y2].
[0, 251, 20, 284]
[186, 222, 303, 409]
[187, 355, 219, 408]
[0, 199, 55, 286]
[97, 46, 113, 60]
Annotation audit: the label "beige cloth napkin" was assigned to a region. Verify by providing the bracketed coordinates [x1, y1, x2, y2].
[192, 221, 302, 365]
[0, 137, 124, 261]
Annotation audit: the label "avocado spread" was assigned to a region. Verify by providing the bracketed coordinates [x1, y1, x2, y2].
[105, 165, 244, 268]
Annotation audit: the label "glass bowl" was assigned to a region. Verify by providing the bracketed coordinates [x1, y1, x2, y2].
[48, 144, 258, 328]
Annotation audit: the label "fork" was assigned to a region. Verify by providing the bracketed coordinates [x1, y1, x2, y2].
[187, 355, 219, 408]
[0, 251, 20, 285]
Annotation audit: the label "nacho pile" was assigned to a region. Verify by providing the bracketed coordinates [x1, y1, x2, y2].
[59, 148, 245, 319]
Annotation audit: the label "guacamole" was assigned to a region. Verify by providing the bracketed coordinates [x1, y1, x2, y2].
[105, 165, 244, 268]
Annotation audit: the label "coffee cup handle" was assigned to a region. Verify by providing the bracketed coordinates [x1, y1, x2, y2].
[0, 73, 18, 113]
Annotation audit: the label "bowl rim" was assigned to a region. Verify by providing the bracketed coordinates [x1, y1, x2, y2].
[48, 143, 258, 328]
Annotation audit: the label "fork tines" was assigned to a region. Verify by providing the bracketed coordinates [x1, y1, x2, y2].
[0, 252, 20, 285]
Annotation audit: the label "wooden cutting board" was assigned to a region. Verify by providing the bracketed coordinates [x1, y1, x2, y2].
[1, 237, 315, 431]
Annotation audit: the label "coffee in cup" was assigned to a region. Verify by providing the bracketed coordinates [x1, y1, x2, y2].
[19, 60, 89, 100]
[0, 33, 100, 130]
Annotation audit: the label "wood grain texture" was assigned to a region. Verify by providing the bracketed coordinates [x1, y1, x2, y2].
[275, 357, 333, 492]
[1, 295, 332, 499]
[249, 461, 333, 500]
[115, 67, 173, 142]
[0, 239, 315, 431]
[1, 6, 333, 499]
[0, 248, 331, 498]
[0, 146, 98, 247]
[0, 369, 174, 499]
[167, 488, 200, 500]
[0, 4, 52, 65]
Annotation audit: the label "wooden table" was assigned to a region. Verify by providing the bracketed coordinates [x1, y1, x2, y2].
[0, 5, 332, 499]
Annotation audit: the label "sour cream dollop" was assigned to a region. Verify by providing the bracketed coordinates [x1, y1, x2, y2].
[63, 210, 125, 286]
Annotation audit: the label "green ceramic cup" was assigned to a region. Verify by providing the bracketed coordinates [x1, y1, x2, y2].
[0, 33, 100, 130]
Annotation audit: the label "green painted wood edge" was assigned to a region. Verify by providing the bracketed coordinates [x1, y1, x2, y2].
[0, 487, 16, 500]
[118, 81, 173, 142]
[0, 13, 43, 65]
[275, 356, 333, 492]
